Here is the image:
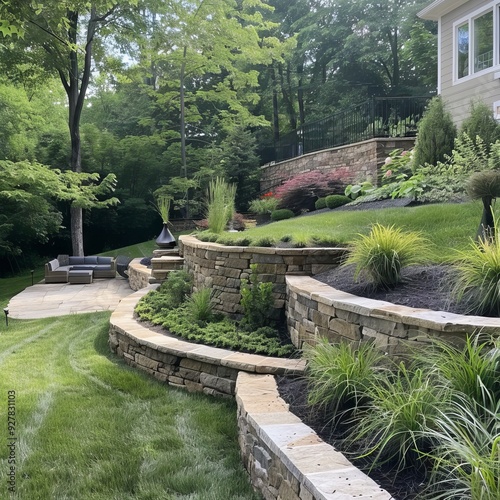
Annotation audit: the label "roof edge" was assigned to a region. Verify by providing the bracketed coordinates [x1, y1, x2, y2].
[418, 0, 470, 20]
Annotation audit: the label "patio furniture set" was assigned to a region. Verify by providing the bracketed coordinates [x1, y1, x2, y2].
[44, 255, 117, 284]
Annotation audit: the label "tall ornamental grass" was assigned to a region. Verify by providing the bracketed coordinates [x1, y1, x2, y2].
[303, 340, 386, 422]
[452, 230, 500, 315]
[206, 177, 236, 234]
[345, 223, 430, 288]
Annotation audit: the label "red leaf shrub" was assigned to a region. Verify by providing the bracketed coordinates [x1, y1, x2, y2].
[275, 169, 351, 213]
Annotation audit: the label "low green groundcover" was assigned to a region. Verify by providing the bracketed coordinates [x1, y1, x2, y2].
[135, 289, 296, 358]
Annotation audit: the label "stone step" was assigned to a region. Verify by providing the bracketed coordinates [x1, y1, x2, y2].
[151, 256, 185, 271]
[150, 269, 180, 281]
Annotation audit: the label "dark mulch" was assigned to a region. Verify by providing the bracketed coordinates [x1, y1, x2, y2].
[276, 376, 427, 499]
[314, 263, 468, 315]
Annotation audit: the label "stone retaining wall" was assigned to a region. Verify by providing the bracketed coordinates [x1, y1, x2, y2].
[286, 275, 500, 355]
[236, 372, 392, 500]
[179, 235, 346, 318]
[260, 138, 415, 193]
[128, 259, 151, 291]
[109, 287, 305, 397]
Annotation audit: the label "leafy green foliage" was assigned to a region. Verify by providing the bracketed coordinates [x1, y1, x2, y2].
[252, 236, 276, 247]
[413, 97, 457, 168]
[271, 209, 294, 221]
[135, 270, 192, 319]
[240, 264, 275, 331]
[248, 196, 279, 214]
[461, 101, 500, 151]
[325, 194, 351, 208]
[344, 182, 373, 200]
[345, 223, 430, 288]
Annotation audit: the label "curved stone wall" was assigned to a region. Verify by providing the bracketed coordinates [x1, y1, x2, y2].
[128, 258, 151, 291]
[286, 275, 500, 354]
[179, 235, 346, 317]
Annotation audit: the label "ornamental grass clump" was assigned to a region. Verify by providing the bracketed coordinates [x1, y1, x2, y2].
[452, 229, 500, 315]
[345, 223, 430, 288]
[352, 363, 451, 474]
[423, 396, 500, 500]
[206, 177, 237, 234]
[303, 339, 386, 423]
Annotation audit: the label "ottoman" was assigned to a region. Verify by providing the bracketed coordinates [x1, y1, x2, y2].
[68, 270, 94, 284]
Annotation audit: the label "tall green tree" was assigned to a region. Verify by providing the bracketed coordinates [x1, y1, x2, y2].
[1, 0, 138, 255]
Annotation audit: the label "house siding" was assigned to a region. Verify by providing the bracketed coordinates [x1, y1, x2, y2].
[439, 0, 500, 126]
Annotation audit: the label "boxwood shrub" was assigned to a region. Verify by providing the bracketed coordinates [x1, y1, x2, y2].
[315, 197, 327, 210]
[271, 208, 294, 221]
[326, 194, 351, 209]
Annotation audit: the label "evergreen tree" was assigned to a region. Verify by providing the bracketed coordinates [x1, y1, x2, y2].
[461, 101, 500, 151]
[413, 97, 456, 167]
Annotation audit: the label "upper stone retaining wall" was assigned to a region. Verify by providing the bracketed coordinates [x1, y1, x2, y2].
[286, 275, 500, 355]
[179, 235, 346, 317]
[260, 138, 415, 193]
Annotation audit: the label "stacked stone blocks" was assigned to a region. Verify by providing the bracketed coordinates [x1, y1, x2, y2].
[286, 275, 500, 355]
[179, 235, 346, 318]
[260, 137, 416, 193]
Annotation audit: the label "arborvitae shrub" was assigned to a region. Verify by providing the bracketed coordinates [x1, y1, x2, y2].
[413, 96, 457, 168]
[271, 209, 294, 221]
[460, 101, 500, 151]
[326, 194, 351, 209]
[315, 197, 327, 210]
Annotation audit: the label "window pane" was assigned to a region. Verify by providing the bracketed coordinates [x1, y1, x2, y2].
[457, 23, 469, 78]
[474, 11, 493, 72]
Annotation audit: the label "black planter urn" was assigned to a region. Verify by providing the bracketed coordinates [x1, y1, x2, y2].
[156, 223, 176, 248]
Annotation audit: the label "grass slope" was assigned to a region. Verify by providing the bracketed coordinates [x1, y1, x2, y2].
[225, 201, 485, 262]
[0, 313, 258, 499]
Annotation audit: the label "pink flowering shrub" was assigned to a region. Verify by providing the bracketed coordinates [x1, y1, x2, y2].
[274, 169, 351, 213]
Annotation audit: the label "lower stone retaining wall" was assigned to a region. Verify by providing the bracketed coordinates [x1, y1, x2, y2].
[236, 372, 392, 500]
[179, 235, 346, 317]
[286, 275, 500, 354]
[109, 287, 305, 397]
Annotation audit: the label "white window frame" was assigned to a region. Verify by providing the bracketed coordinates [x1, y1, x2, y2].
[453, 2, 499, 84]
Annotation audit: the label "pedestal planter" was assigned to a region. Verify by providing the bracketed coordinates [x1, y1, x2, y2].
[155, 223, 176, 248]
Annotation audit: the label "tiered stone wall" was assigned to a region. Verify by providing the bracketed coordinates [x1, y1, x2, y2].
[286, 275, 500, 355]
[260, 137, 415, 193]
[109, 287, 305, 397]
[128, 259, 151, 291]
[236, 372, 392, 500]
[179, 235, 346, 317]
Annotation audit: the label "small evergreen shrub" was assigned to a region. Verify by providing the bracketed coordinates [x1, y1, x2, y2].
[413, 96, 457, 167]
[326, 194, 351, 209]
[271, 209, 294, 221]
[345, 223, 430, 288]
[315, 197, 327, 210]
[461, 101, 500, 151]
[240, 264, 275, 331]
[280, 234, 292, 243]
[196, 231, 220, 242]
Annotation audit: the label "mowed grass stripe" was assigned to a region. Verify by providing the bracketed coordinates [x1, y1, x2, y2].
[0, 313, 259, 499]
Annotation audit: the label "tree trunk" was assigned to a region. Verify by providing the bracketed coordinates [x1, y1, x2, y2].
[71, 206, 84, 257]
[270, 65, 280, 144]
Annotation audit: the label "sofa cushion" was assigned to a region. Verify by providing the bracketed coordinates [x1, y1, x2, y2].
[97, 256, 112, 265]
[83, 256, 99, 265]
[93, 265, 112, 271]
[57, 254, 69, 266]
[71, 265, 96, 271]
[69, 256, 85, 265]
[48, 259, 59, 271]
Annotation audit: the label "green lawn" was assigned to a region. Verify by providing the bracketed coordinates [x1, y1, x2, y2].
[0, 310, 258, 499]
[224, 201, 485, 262]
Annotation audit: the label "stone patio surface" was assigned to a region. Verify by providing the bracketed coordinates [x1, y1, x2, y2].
[8, 278, 134, 319]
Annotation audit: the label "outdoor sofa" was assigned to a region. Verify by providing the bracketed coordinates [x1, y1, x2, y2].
[44, 255, 116, 283]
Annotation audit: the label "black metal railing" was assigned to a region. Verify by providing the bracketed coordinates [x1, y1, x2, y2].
[274, 96, 431, 162]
